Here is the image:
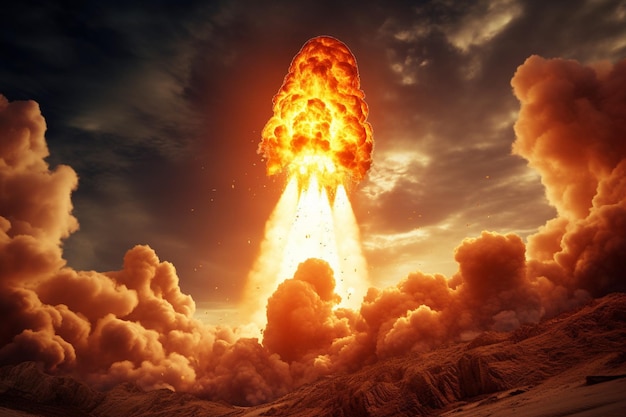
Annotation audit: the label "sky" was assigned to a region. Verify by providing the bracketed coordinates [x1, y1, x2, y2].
[2, 0, 625, 315]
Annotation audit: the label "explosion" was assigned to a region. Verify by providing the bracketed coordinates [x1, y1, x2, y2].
[243, 36, 373, 324]
[259, 36, 373, 190]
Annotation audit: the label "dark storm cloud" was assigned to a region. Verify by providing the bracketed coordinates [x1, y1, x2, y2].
[1, 1, 211, 261]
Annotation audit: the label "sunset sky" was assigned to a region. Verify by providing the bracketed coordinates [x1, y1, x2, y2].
[2, 0, 624, 317]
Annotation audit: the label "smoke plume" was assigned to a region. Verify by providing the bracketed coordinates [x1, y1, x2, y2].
[512, 55, 626, 301]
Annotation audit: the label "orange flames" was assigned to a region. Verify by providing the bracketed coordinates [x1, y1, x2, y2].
[259, 36, 373, 191]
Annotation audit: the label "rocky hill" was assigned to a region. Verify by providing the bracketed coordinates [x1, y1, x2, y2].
[2, 293, 625, 417]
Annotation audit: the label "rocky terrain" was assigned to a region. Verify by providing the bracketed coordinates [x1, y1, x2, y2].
[1, 293, 625, 417]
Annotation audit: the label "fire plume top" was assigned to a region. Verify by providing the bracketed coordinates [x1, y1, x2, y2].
[259, 36, 373, 190]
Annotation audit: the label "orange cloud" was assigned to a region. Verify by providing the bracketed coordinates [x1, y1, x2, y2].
[263, 259, 349, 363]
[512, 56, 626, 297]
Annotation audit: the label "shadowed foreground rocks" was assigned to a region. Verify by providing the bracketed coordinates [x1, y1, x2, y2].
[1, 293, 625, 417]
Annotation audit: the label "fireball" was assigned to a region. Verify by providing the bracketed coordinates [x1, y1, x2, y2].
[259, 36, 373, 191]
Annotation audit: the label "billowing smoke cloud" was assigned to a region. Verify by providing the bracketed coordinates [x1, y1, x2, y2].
[1, 96, 79, 369]
[1, 54, 625, 407]
[0, 95, 287, 405]
[512, 56, 626, 300]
